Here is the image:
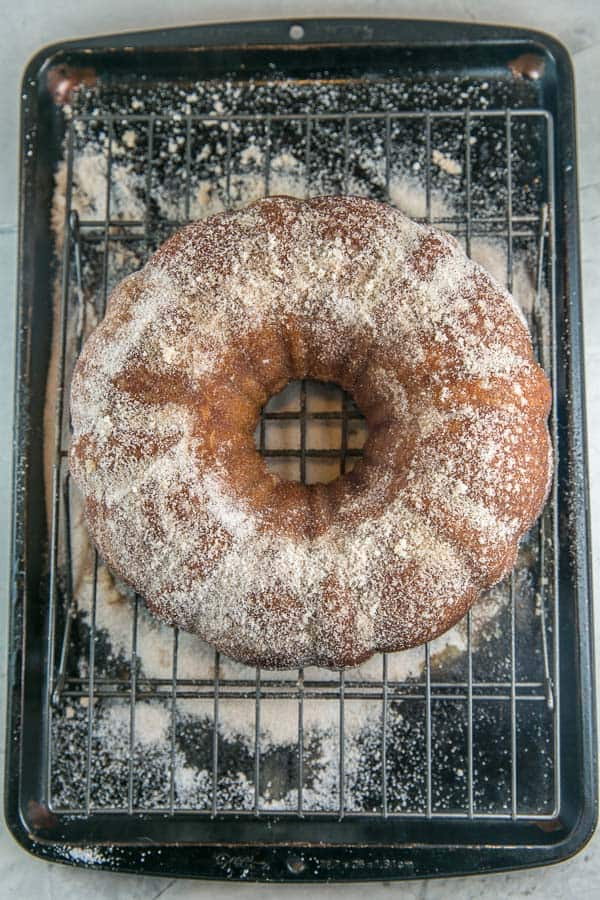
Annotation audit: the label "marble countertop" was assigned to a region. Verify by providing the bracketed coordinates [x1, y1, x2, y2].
[1, 2, 598, 897]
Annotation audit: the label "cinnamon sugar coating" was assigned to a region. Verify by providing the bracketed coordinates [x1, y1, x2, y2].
[69, 196, 552, 669]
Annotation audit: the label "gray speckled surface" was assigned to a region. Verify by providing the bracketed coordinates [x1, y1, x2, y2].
[1, 2, 598, 897]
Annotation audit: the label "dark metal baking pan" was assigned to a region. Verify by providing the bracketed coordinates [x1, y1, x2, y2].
[6, 18, 596, 881]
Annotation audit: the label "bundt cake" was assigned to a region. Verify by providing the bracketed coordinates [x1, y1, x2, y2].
[69, 195, 552, 669]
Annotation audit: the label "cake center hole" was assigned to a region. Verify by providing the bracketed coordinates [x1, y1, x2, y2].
[254, 380, 369, 484]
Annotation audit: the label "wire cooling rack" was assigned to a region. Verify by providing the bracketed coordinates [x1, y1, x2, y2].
[45, 103, 560, 825]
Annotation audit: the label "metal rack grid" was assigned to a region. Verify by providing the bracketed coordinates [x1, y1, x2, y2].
[257, 380, 366, 484]
[46, 107, 559, 821]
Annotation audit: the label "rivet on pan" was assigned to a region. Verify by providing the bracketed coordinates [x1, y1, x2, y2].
[507, 53, 546, 81]
[47, 63, 98, 105]
[286, 854, 306, 874]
